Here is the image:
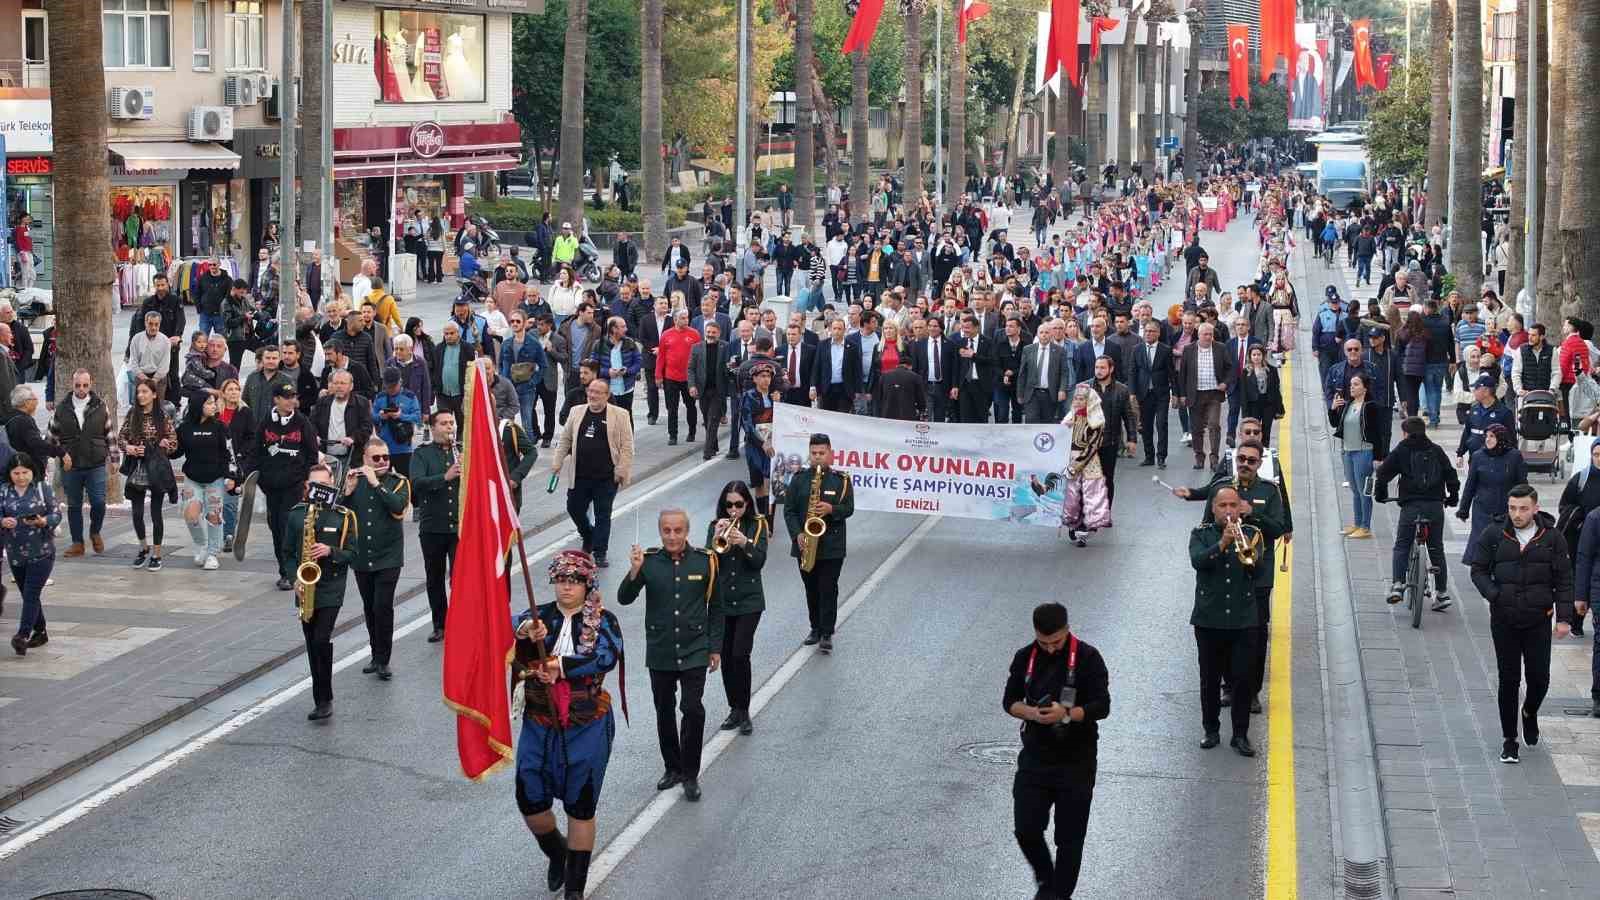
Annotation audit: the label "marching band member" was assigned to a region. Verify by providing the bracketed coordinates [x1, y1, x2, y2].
[411, 410, 461, 643]
[708, 480, 768, 735]
[282, 464, 357, 722]
[513, 550, 625, 900]
[343, 437, 410, 681]
[1189, 485, 1262, 756]
[783, 433, 854, 654]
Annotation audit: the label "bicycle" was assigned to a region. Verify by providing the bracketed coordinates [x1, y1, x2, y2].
[1379, 502, 1436, 629]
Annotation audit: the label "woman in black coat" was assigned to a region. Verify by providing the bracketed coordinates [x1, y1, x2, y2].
[1240, 345, 1285, 446]
[1457, 424, 1528, 565]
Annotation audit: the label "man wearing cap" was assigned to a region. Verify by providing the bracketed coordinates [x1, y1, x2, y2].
[1004, 601, 1111, 900]
[371, 367, 423, 476]
[1311, 286, 1346, 384]
[258, 382, 320, 591]
[1457, 377, 1516, 465]
[551, 222, 579, 270]
[664, 258, 701, 309]
[783, 433, 854, 652]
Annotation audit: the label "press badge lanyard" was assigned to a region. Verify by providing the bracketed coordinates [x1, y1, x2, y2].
[1025, 634, 1079, 694]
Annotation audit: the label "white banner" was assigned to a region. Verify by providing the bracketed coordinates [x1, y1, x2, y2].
[772, 406, 1072, 527]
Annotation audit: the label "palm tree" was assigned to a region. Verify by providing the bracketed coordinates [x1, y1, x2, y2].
[793, 0, 817, 229]
[1504, 0, 1529, 304]
[44, 1, 118, 499]
[1181, 3, 1201, 181]
[1143, 4, 1172, 171]
[559, 0, 590, 229]
[1116, 10, 1143, 170]
[1423, 0, 1451, 228]
[1084, 59, 1103, 197]
[1560, 0, 1600, 318]
[641, 0, 666, 257]
[901, 2, 924, 200]
[1052, 80, 1072, 189]
[948, 33, 969, 206]
[851, 48, 871, 225]
[1448, 0, 1484, 299]
[1537, 0, 1567, 323]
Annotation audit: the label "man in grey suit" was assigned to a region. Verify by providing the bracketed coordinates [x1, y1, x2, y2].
[687, 321, 729, 460]
[1016, 320, 1069, 424]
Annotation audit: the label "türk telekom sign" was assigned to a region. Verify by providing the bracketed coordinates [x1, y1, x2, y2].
[0, 93, 52, 154]
[409, 121, 447, 158]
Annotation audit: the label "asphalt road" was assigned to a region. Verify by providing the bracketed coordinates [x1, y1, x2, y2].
[2, 212, 1327, 899]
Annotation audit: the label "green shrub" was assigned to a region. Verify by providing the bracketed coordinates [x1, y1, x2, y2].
[466, 197, 686, 235]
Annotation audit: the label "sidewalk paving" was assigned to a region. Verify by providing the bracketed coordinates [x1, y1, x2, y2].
[1307, 245, 1600, 898]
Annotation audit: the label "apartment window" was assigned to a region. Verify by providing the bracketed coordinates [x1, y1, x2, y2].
[103, 0, 173, 69]
[226, 1, 266, 71]
[193, 0, 212, 70]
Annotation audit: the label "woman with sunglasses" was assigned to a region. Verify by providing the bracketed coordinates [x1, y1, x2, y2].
[707, 480, 768, 735]
[343, 437, 412, 680]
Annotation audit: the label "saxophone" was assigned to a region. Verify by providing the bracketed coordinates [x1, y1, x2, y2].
[798, 466, 827, 573]
[295, 503, 321, 622]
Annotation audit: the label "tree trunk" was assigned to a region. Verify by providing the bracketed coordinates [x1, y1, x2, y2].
[1142, 20, 1159, 172]
[1003, 56, 1027, 179]
[1084, 58, 1102, 191]
[1117, 16, 1141, 168]
[851, 48, 871, 225]
[902, 6, 923, 200]
[794, 0, 816, 229]
[1052, 81, 1072, 187]
[45, 1, 119, 501]
[559, 0, 590, 228]
[948, 36, 968, 207]
[1505, 0, 1529, 304]
[1182, 38, 1199, 180]
[1560, 0, 1600, 318]
[809, 58, 841, 196]
[1537, 0, 1567, 323]
[1424, 0, 1452, 228]
[1449, 0, 1485, 300]
[641, 0, 666, 256]
[302, 0, 325, 256]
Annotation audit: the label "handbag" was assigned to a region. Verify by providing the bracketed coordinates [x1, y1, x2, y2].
[126, 455, 149, 489]
[510, 361, 536, 384]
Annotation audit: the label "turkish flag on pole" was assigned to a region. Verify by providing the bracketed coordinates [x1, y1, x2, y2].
[1089, 17, 1121, 63]
[1042, 0, 1082, 88]
[1227, 24, 1251, 109]
[441, 359, 521, 781]
[1352, 19, 1376, 90]
[841, 0, 887, 55]
[1258, 0, 1296, 83]
[1375, 52, 1394, 91]
[958, 0, 990, 43]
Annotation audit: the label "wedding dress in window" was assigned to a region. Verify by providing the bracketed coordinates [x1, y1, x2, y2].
[442, 27, 481, 100]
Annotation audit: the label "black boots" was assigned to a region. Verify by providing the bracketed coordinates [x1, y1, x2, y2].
[563, 849, 592, 900]
[534, 828, 567, 892]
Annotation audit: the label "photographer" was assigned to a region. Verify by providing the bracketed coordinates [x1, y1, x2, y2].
[1003, 601, 1110, 900]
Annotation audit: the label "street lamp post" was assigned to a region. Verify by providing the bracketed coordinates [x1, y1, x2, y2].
[735, 0, 749, 251]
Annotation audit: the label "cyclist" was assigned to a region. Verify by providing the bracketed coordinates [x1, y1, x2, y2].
[1374, 416, 1460, 611]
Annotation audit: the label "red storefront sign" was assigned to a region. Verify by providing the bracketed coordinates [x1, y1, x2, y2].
[333, 120, 519, 179]
[5, 157, 52, 176]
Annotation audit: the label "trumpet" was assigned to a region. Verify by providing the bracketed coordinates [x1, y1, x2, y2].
[712, 517, 739, 554]
[1227, 515, 1264, 567]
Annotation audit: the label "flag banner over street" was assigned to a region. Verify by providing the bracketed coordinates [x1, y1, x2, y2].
[772, 406, 1071, 525]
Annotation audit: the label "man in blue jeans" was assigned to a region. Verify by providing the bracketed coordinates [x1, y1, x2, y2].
[49, 369, 115, 557]
[552, 379, 634, 569]
[1374, 416, 1460, 612]
[1421, 299, 1456, 427]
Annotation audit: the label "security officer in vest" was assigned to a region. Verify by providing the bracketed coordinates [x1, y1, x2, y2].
[783, 433, 854, 653]
[501, 413, 539, 513]
[1170, 439, 1289, 714]
[283, 464, 357, 722]
[620, 508, 725, 802]
[343, 436, 411, 682]
[411, 410, 461, 642]
[1189, 485, 1262, 757]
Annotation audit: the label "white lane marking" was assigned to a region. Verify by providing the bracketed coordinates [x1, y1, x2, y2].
[0, 457, 720, 860]
[584, 513, 944, 895]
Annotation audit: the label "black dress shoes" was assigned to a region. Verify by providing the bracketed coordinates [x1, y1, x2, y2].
[362, 661, 380, 675]
[427, 629, 444, 643]
[656, 770, 683, 791]
[376, 665, 392, 681]
[682, 779, 702, 802]
[1139, 458, 1155, 467]
[819, 636, 833, 654]
[1200, 732, 1221, 749]
[802, 630, 821, 646]
[26, 630, 47, 648]
[1230, 735, 1256, 757]
[307, 702, 333, 721]
[720, 710, 743, 731]
[738, 715, 753, 736]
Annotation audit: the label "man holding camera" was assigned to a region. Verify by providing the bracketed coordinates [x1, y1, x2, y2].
[1004, 601, 1111, 900]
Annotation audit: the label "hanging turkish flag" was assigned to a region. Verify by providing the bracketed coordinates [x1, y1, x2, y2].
[841, 0, 887, 55]
[1258, 0, 1297, 82]
[1042, 0, 1083, 88]
[1089, 17, 1122, 62]
[958, 0, 990, 43]
[1375, 52, 1394, 91]
[1227, 24, 1251, 109]
[1352, 18, 1376, 90]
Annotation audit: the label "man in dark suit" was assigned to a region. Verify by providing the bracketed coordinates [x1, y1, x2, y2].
[1224, 315, 1263, 445]
[723, 321, 759, 458]
[952, 313, 995, 423]
[687, 321, 730, 459]
[873, 356, 927, 421]
[1128, 320, 1174, 468]
[1088, 356, 1139, 505]
[638, 296, 670, 425]
[777, 324, 817, 405]
[689, 294, 733, 341]
[809, 318, 856, 413]
[1073, 316, 1123, 386]
[1178, 323, 1236, 470]
[1016, 320, 1069, 424]
[912, 316, 955, 423]
[991, 317, 1029, 423]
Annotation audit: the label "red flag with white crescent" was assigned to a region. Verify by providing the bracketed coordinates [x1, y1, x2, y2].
[958, 0, 990, 43]
[841, 0, 887, 55]
[1352, 19, 1376, 90]
[1227, 24, 1251, 109]
[1042, 0, 1082, 88]
[1375, 52, 1394, 91]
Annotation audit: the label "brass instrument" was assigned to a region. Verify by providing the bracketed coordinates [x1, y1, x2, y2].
[798, 466, 827, 573]
[1228, 516, 1264, 567]
[295, 502, 321, 622]
[712, 518, 740, 554]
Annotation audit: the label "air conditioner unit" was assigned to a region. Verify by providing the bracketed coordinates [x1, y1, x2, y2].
[223, 75, 259, 107]
[109, 86, 156, 120]
[265, 79, 297, 120]
[255, 74, 274, 99]
[187, 106, 235, 142]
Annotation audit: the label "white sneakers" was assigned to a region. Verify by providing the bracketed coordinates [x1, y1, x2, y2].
[203, 555, 220, 571]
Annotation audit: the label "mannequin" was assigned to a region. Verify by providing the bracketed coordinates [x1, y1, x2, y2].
[442, 26, 481, 100]
[383, 27, 420, 102]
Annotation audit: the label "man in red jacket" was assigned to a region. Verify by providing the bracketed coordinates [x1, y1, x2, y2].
[1558, 317, 1593, 426]
[654, 308, 701, 446]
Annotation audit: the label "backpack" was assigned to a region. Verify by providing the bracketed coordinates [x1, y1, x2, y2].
[1407, 445, 1444, 496]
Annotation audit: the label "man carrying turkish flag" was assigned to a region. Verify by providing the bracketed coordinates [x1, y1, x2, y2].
[1227, 24, 1251, 108]
[1352, 18, 1376, 90]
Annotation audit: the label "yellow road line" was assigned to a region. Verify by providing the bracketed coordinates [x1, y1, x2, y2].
[1267, 360, 1299, 898]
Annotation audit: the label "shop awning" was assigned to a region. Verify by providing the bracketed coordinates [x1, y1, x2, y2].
[333, 154, 519, 180]
[110, 141, 241, 173]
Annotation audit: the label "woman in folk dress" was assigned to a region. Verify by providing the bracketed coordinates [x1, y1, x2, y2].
[1060, 384, 1111, 548]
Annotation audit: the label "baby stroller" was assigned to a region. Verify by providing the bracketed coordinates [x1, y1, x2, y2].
[1518, 390, 1568, 480]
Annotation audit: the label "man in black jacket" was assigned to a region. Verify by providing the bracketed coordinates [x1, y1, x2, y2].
[952, 314, 995, 423]
[611, 233, 639, 279]
[913, 317, 956, 423]
[51, 369, 116, 557]
[1470, 484, 1575, 764]
[126, 274, 186, 405]
[1089, 357, 1140, 505]
[195, 256, 232, 336]
[1004, 601, 1110, 900]
[312, 370, 375, 466]
[1129, 320, 1174, 468]
[1374, 416, 1461, 611]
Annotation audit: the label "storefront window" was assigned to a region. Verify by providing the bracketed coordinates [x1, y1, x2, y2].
[374, 9, 485, 104]
[111, 184, 175, 263]
[5, 177, 52, 290]
[180, 179, 234, 258]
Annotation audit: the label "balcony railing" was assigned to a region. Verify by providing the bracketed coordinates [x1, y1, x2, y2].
[0, 59, 50, 89]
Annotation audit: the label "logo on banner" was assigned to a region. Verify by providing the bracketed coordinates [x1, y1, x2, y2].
[915, 422, 931, 435]
[409, 121, 446, 159]
[1033, 433, 1056, 453]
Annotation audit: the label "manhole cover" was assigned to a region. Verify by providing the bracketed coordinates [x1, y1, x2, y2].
[31, 892, 155, 900]
[958, 740, 1021, 767]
